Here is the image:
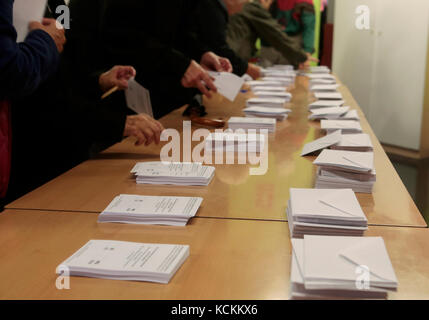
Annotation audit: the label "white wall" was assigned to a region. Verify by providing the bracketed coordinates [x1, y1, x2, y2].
[333, 0, 429, 150]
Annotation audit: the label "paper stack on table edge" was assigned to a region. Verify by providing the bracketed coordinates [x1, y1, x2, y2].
[287, 188, 368, 238]
[57, 240, 189, 284]
[98, 194, 203, 226]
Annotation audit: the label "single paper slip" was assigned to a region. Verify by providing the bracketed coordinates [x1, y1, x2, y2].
[125, 78, 154, 117]
[314, 92, 343, 100]
[13, 0, 47, 42]
[314, 149, 374, 173]
[309, 66, 331, 74]
[57, 240, 189, 284]
[98, 194, 203, 226]
[208, 71, 244, 101]
[307, 74, 336, 80]
[309, 100, 345, 109]
[321, 120, 362, 133]
[301, 130, 342, 156]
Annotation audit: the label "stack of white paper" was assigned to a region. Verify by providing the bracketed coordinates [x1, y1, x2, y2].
[228, 117, 276, 133]
[57, 240, 189, 284]
[309, 66, 331, 74]
[307, 74, 336, 81]
[262, 77, 293, 86]
[287, 188, 368, 238]
[310, 78, 337, 85]
[246, 80, 284, 89]
[310, 84, 340, 92]
[244, 106, 291, 121]
[301, 130, 342, 156]
[205, 131, 266, 153]
[314, 92, 343, 100]
[246, 98, 286, 108]
[314, 150, 376, 193]
[330, 134, 373, 152]
[263, 65, 294, 73]
[98, 194, 203, 226]
[130, 162, 215, 186]
[321, 120, 363, 134]
[308, 100, 345, 110]
[290, 236, 398, 299]
[263, 71, 295, 79]
[254, 91, 292, 101]
[309, 106, 349, 120]
[252, 86, 286, 92]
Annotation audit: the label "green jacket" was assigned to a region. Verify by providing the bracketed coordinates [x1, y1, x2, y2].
[226, 2, 307, 67]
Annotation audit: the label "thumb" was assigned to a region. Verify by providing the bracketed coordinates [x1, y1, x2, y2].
[28, 21, 43, 31]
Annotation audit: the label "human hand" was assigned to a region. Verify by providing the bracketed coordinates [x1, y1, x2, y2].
[246, 63, 261, 80]
[99, 66, 136, 93]
[200, 51, 233, 73]
[123, 114, 165, 146]
[181, 60, 217, 98]
[28, 18, 66, 53]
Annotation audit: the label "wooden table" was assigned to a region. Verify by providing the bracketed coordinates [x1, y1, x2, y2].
[0, 209, 428, 300]
[6, 77, 426, 227]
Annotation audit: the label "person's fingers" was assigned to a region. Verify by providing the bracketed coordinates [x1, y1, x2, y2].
[196, 81, 211, 98]
[42, 18, 55, 26]
[202, 73, 217, 93]
[142, 127, 155, 146]
[131, 126, 146, 146]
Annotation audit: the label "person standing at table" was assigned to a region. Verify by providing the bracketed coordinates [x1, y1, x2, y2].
[67, 0, 233, 120]
[188, 0, 262, 80]
[0, 0, 66, 210]
[225, 0, 316, 69]
[261, 0, 323, 65]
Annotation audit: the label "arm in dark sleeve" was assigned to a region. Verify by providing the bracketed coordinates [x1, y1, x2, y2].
[98, 0, 192, 83]
[191, 0, 248, 76]
[0, 0, 59, 99]
[244, 3, 307, 67]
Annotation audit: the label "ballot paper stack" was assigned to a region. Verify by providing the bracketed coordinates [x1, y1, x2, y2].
[262, 77, 294, 86]
[252, 86, 287, 92]
[253, 91, 292, 101]
[309, 66, 331, 74]
[130, 162, 215, 186]
[244, 106, 291, 121]
[330, 133, 373, 152]
[246, 98, 287, 108]
[286, 188, 368, 238]
[314, 149, 376, 193]
[310, 84, 340, 92]
[314, 92, 343, 100]
[290, 235, 398, 299]
[308, 100, 345, 110]
[205, 131, 266, 153]
[57, 240, 189, 284]
[228, 117, 276, 133]
[309, 106, 350, 120]
[246, 80, 284, 90]
[321, 120, 363, 134]
[98, 194, 203, 226]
